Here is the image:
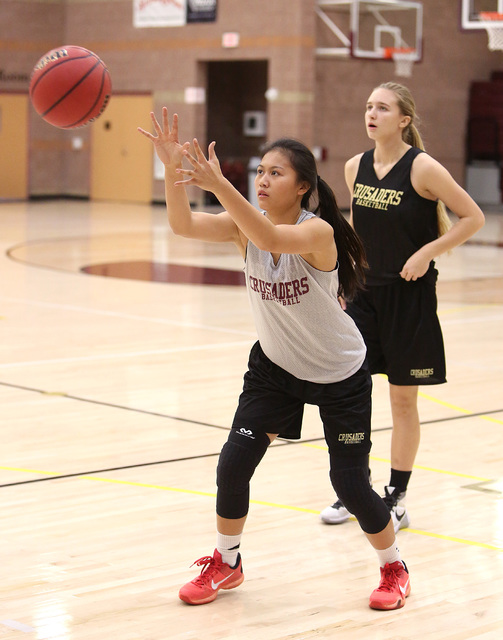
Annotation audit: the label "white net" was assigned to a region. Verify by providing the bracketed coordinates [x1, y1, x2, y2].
[392, 51, 416, 78]
[486, 26, 503, 50]
[481, 13, 503, 51]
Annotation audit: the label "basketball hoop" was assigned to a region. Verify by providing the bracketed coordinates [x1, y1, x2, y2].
[480, 12, 503, 51]
[385, 47, 417, 78]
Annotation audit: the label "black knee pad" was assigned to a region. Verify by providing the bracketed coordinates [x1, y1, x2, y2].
[216, 428, 271, 519]
[330, 463, 390, 534]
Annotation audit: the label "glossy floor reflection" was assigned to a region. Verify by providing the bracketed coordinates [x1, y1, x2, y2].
[1, 199, 503, 640]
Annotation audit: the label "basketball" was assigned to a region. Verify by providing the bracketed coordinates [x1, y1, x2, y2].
[29, 45, 112, 129]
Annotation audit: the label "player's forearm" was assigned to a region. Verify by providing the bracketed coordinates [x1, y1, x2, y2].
[428, 213, 484, 259]
[210, 178, 274, 249]
[164, 165, 193, 236]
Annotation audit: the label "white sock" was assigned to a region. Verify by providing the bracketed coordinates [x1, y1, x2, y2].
[375, 542, 402, 568]
[216, 532, 242, 567]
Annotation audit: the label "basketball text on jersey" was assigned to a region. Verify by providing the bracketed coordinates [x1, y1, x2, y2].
[248, 275, 309, 306]
[338, 432, 365, 445]
[410, 368, 434, 379]
[353, 183, 404, 210]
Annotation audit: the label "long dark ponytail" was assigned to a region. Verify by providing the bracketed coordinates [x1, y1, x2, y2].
[315, 175, 367, 300]
[260, 138, 367, 300]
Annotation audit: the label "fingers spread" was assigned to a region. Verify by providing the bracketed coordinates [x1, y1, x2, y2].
[183, 149, 198, 167]
[137, 127, 153, 140]
[151, 113, 164, 135]
[196, 140, 213, 165]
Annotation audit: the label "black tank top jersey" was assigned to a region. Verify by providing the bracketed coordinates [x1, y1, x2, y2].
[352, 147, 439, 285]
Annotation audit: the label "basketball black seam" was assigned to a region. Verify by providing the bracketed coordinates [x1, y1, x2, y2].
[30, 53, 95, 95]
[63, 67, 110, 128]
[40, 59, 103, 119]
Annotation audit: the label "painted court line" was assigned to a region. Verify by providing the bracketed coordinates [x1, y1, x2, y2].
[0, 295, 255, 337]
[73, 477, 503, 551]
[1, 619, 36, 633]
[302, 444, 493, 482]
[376, 374, 503, 426]
[0, 339, 254, 369]
[417, 390, 503, 425]
[1, 466, 501, 553]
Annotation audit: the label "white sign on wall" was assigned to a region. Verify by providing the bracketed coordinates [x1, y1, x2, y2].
[133, 0, 187, 28]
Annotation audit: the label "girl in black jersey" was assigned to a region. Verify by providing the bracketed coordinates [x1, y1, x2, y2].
[321, 82, 485, 531]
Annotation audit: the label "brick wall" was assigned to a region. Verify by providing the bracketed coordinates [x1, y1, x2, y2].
[0, 0, 500, 203]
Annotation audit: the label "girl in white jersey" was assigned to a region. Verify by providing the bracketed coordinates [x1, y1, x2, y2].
[138, 108, 411, 611]
[321, 83, 485, 532]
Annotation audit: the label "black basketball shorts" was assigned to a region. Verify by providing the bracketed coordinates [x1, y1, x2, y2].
[231, 341, 372, 456]
[346, 277, 447, 386]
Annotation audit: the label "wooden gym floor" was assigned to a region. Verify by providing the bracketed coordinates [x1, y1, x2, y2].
[1, 199, 502, 640]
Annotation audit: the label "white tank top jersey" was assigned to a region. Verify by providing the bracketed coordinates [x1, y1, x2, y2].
[244, 209, 367, 384]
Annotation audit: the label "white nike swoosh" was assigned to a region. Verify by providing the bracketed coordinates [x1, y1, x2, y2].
[211, 574, 234, 589]
[399, 579, 410, 597]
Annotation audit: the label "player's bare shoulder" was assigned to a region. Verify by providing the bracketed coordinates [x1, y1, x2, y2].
[410, 151, 450, 199]
[344, 153, 364, 190]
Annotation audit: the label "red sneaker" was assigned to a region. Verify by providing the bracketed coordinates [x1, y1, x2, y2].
[179, 549, 244, 605]
[369, 561, 411, 610]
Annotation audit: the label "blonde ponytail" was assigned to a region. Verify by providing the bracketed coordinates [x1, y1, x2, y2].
[436, 200, 452, 237]
[378, 82, 452, 237]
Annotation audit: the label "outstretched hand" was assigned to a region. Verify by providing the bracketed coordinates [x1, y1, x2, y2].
[175, 138, 224, 192]
[137, 108, 189, 168]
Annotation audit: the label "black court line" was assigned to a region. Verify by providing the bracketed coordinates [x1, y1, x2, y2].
[0, 380, 230, 431]
[2, 380, 502, 489]
[0, 452, 223, 488]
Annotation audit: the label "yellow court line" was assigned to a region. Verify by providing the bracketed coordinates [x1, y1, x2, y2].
[85, 476, 321, 514]
[403, 528, 503, 552]
[1, 466, 58, 476]
[300, 444, 492, 482]
[418, 391, 503, 423]
[375, 372, 503, 425]
[418, 391, 503, 425]
[374, 374, 501, 425]
[343, 518, 502, 552]
[406, 464, 490, 481]
[2, 466, 501, 552]
[87, 477, 503, 552]
[417, 392, 473, 414]
[438, 303, 499, 315]
[84, 475, 217, 498]
[0, 467, 318, 514]
[2, 449, 493, 485]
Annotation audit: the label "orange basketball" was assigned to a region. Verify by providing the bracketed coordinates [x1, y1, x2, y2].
[29, 45, 112, 129]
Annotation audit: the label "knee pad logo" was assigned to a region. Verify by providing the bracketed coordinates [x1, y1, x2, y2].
[238, 428, 255, 439]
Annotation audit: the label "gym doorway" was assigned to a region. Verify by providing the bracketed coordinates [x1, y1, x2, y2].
[205, 60, 268, 203]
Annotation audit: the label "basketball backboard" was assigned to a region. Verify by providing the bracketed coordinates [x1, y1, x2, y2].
[316, 0, 423, 61]
[460, 0, 503, 30]
[460, 0, 503, 50]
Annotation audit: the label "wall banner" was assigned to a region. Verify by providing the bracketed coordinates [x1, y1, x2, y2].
[186, 0, 217, 23]
[133, 0, 187, 28]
